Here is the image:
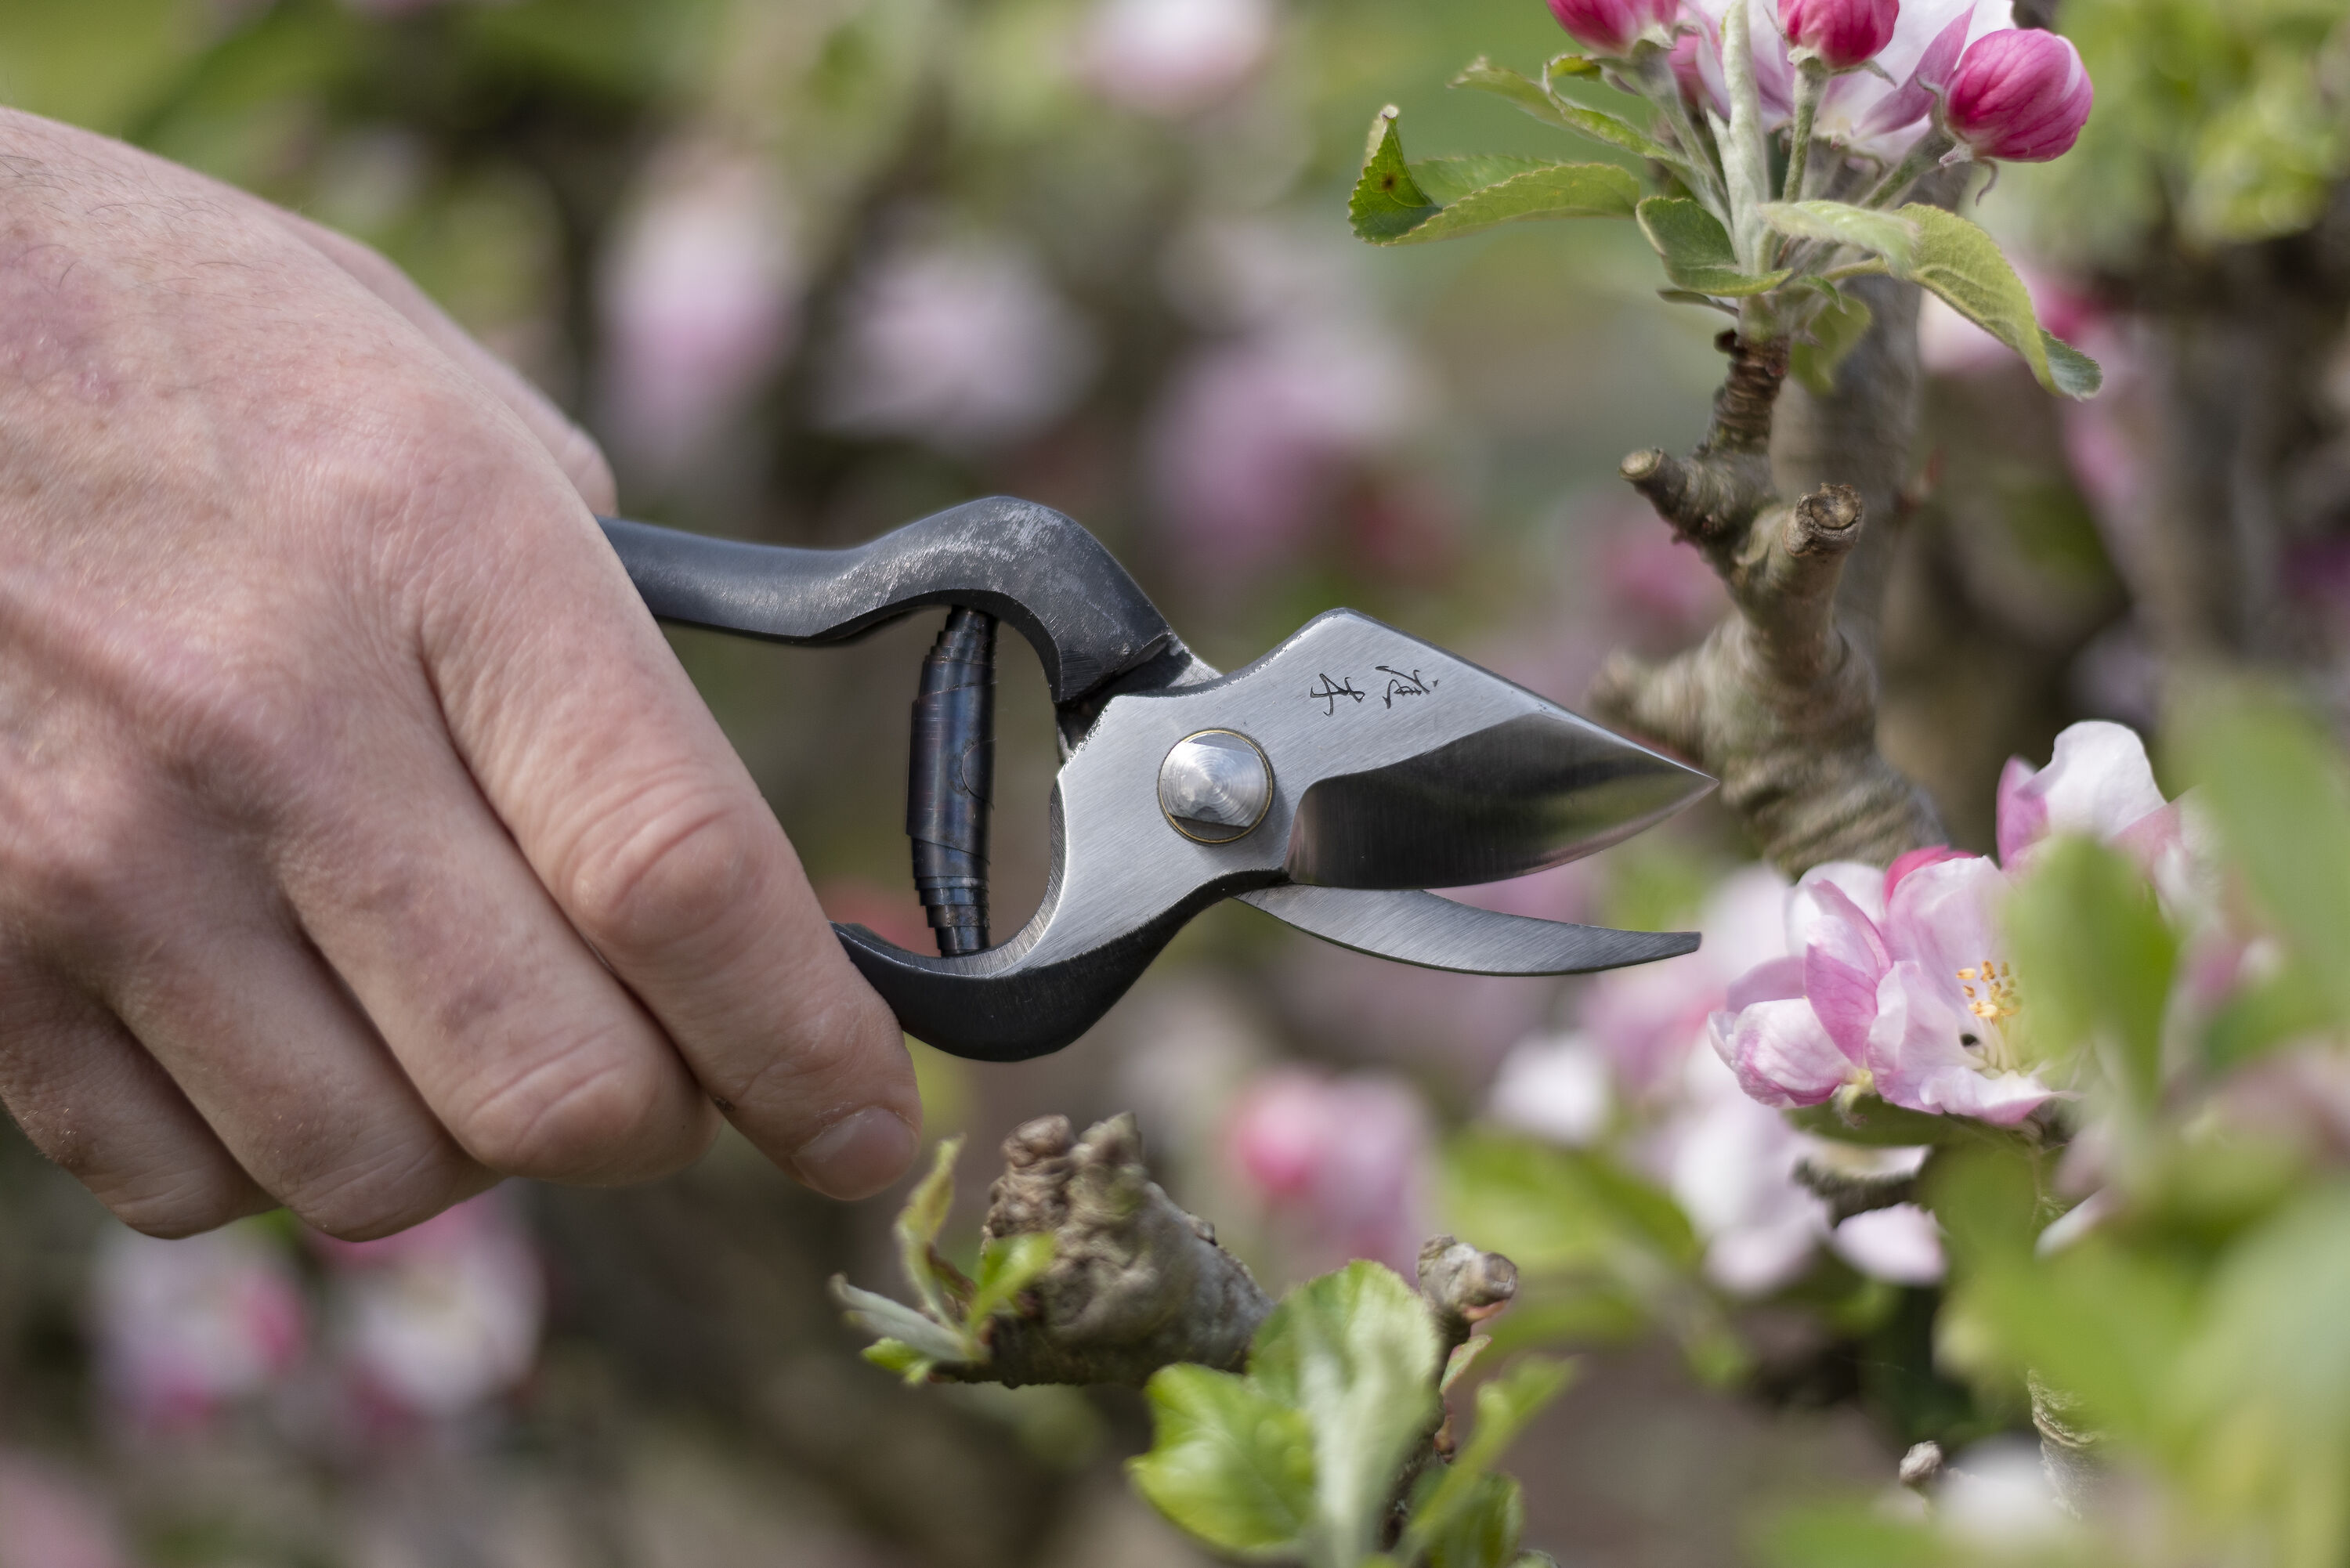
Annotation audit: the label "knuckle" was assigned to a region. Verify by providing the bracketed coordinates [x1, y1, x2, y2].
[454, 1032, 702, 1180]
[141, 648, 328, 804]
[562, 784, 768, 963]
[100, 1169, 267, 1240]
[282, 1142, 483, 1242]
[0, 768, 164, 934]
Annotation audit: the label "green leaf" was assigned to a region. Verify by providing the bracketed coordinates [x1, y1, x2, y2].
[1636, 197, 1793, 297]
[831, 1277, 974, 1365]
[1452, 56, 1573, 129]
[1387, 166, 1643, 245]
[1352, 107, 1637, 247]
[1411, 155, 1557, 204]
[1890, 204, 2102, 400]
[1422, 1473, 1527, 1568]
[1658, 288, 1740, 316]
[1350, 107, 1441, 241]
[2173, 1183, 2350, 1555]
[2005, 835, 2178, 1107]
[1130, 1365, 1316, 1559]
[1715, 0, 1773, 266]
[896, 1135, 964, 1324]
[2206, 959, 2337, 1071]
[1784, 1097, 1976, 1148]
[1759, 200, 1919, 273]
[1544, 99, 1687, 169]
[860, 1338, 936, 1385]
[967, 1232, 1055, 1328]
[1252, 1261, 1442, 1568]
[1544, 50, 1603, 81]
[1402, 1360, 1573, 1559]
[1754, 1503, 1941, 1568]
[1791, 290, 1873, 396]
[2173, 687, 2350, 1028]
[1450, 57, 1658, 168]
[1445, 1132, 1698, 1277]
[1961, 1238, 2199, 1441]
[2042, 332, 2106, 400]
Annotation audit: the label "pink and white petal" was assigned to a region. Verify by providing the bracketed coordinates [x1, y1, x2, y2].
[1885, 845, 1975, 904]
[1789, 861, 1887, 941]
[1849, 0, 1981, 142]
[1706, 1208, 1826, 1296]
[2019, 721, 2170, 847]
[1884, 855, 2008, 981]
[1867, 963, 2052, 1126]
[1726, 955, 1808, 1011]
[1830, 1203, 1947, 1285]
[1902, 1065, 2055, 1125]
[1995, 754, 2046, 865]
[2117, 793, 2224, 923]
[1710, 999, 1859, 1108]
[1703, 864, 1797, 980]
[1794, 880, 1892, 1059]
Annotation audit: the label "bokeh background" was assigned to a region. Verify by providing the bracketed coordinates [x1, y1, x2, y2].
[2, 0, 2346, 1563]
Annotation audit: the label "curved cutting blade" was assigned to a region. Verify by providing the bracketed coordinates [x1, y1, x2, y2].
[1239, 886, 1697, 974]
[1284, 708, 1713, 890]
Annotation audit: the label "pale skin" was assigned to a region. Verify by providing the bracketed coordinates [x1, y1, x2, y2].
[0, 109, 920, 1240]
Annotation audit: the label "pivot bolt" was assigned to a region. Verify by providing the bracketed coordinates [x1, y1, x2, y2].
[1159, 730, 1273, 844]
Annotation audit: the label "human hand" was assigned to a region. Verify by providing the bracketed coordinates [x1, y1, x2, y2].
[0, 109, 919, 1237]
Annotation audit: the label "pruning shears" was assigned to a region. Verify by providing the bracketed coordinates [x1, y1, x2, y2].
[599, 498, 1712, 1061]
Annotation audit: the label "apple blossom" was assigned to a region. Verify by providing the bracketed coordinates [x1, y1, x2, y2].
[1711, 721, 2190, 1126]
[1829, 1201, 1947, 1284]
[1780, 0, 1899, 73]
[314, 1192, 544, 1424]
[822, 237, 1097, 453]
[1683, 0, 2016, 148]
[1227, 1068, 1432, 1274]
[1668, 28, 1715, 109]
[88, 1223, 306, 1433]
[1545, 0, 1679, 59]
[1658, 1046, 1936, 1292]
[0, 1454, 132, 1568]
[598, 146, 798, 478]
[1079, 0, 1274, 117]
[1943, 25, 2094, 163]
[1667, 1047, 1831, 1293]
[1488, 1031, 1615, 1145]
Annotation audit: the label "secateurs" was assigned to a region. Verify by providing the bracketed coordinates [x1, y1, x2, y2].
[599, 497, 1713, 1062]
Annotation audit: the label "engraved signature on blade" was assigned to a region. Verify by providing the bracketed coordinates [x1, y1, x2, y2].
[1375, 666, 1437, 709]
[1308, 674, 1368, 715]
[1307, 670, 1439, 715]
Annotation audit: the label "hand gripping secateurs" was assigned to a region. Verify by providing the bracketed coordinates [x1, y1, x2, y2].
[598, 497, 1716, 1063]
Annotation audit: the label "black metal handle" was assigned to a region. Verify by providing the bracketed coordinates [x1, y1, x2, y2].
[908, 609, 996, 955]
[596, 498, 1174, 704]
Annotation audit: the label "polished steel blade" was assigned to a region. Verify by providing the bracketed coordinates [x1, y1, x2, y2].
[1283, 709, 1715, 891]
[1239, 886, 1698, 975]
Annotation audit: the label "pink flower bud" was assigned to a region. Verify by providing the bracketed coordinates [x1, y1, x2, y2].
[1544, 0, 1679, 58]
[1779, 0, 1899, 71]
[1943, 27, 2093, 162]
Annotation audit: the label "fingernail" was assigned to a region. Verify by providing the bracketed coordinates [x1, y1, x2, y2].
[793, 1107, 919, 1200]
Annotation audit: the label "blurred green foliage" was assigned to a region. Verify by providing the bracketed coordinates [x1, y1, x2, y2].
[2019, 0, 2350, 258]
